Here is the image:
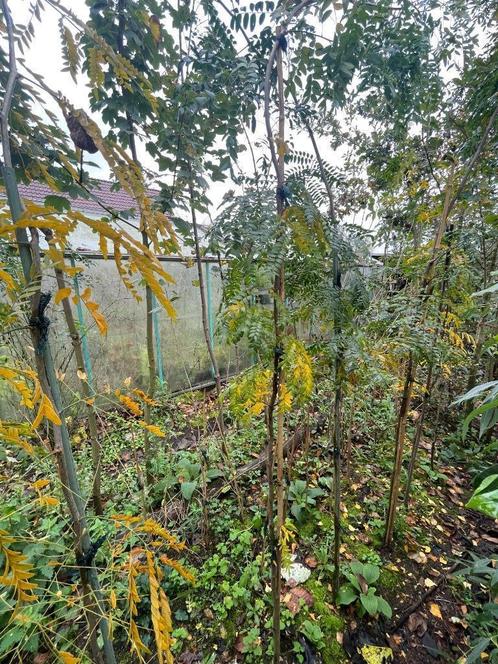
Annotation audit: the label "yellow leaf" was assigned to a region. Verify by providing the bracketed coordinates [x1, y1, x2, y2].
[38, 496, 60, 507]
[58, 651, 80, 664]
[138, 421, 166, 437]
[54, 287, 71, 304]
[99, 233, 108, 259]
[32, 393, 62, 429]
[0, 265, 14, 290]
[110, 588, 117, 609]
[64, 266, 82, 277]
[429, 603, 442, 619]
[118, 394, 143, 417]
[275, 137, 287, 157]
[32, 479, 50, 491]
[81, 287, 92, 302]
[84, 300, 108, 335]
[77, 369, 87, 381]
[360, 645, 393, 664]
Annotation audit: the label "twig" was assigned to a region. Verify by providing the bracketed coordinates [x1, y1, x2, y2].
[392, 562, 460, 631]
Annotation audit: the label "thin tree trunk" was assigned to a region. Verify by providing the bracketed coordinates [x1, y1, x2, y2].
[384, 355, 415, 546]
[188, 184, 222, 397]
[430, 394, 442, 469]
[345, 396, 356, 480]
[0, 5, 116, 660]
[262, 4, 333, 656]
[331, 359, 343, 597]
[142, 240, 157, 487]
[269, 29, 287, 662]
[403, 366, 435, 509]
[54, 268, 103, 515]
[117, 1, 156, 488]
[294, 86, 343, 599]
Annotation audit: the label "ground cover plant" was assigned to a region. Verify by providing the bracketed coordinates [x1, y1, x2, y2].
[0, 0, 497, 662]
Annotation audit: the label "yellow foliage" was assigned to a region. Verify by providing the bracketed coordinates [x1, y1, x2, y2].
[32, 479, 50, 491]
[129, 618, 150, 658]
[159, 555, 196, 584]
[149, 15, 161, 44]
[58, 652, 80, 664]
[138, 421, 165, 438]
[283, 206, 327, 253]
[115, 392, 143, 417]
[38, 496, 60, 508]
[0, 423, 35, 456]
[280, 521, 296, 570]
[54, 287, 71, 304]
[138, 519, 185, 552]
[282, 338, 313, 405]
[32, 393, 62, 429]
[226, 367, 273, 422]
[133, 388, 159, 406]
[0, 366, 36, 409]
[360, 645, 393, 663]
[88, 47, 105, 89]
[147, 551, 173, 664]
[0, 529, 38, 602]
[278, 382, 293, 414]
[0, 263, 14, 290]
[0, 196, 177, 321]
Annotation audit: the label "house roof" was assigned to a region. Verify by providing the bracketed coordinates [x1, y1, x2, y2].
[17, 179, 159, 217]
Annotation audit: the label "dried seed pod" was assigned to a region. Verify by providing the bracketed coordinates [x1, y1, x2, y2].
[64, 110, 98, 154]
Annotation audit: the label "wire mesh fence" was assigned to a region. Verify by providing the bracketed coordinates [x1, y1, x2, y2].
[1, 253, 250, 418]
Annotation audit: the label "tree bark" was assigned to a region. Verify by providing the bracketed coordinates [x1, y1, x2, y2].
[54, 268, 103, 515]
[384, 355, 415, 546]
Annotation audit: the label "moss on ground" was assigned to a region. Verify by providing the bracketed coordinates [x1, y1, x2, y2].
[304, 578, 347, 663]
[378, 566, 400, 591]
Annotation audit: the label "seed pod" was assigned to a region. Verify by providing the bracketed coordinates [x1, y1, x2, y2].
[64, 110, 98, 154]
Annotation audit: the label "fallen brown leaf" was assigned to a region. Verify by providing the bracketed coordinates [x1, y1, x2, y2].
[407, 612, 428, 636]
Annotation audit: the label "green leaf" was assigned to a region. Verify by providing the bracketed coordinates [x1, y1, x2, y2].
[338, 584, 357, 605]
[350, 561, 365, 577]
[44, 195, 71, 212]
[466, 637, 491, 664]
[360, 589, 378, 615]
[473, 282, 498, 296]
[466, 475, 498, 518]
[362, 563, 380, 585]
[377, 596, 392, 619]
[453, 381, 497, 406]
[290, 503, 303, 521]
[206, 468, 224, 480]
[180, 481, 197, 501]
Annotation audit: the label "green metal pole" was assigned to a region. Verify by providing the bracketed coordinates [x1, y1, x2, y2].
[151, 293, 165, 387]
[205, 261, 215, 378]
[70, 256, 95, 394]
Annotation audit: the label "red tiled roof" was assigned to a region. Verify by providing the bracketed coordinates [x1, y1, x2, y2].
[17, 179, 159, 217]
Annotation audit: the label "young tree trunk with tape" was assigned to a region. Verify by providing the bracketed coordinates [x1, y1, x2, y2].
[54, 268, 103, 515]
